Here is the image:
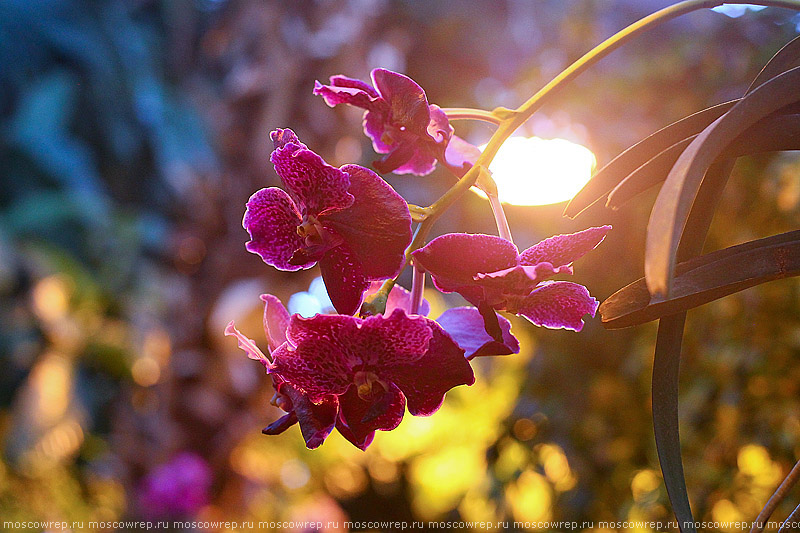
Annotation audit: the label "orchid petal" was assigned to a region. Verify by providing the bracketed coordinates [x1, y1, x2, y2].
[243, 187, 310, 271]
[336, 384, 405, 450]
[359, 309, 433, 367]
[380, 320, 474, 416]
[436, 307, 520, 359]
[324, 164, 411, 280]
[277, 381, 338, 449]
[371, 68, 431, 136]
[513, 281, 599, 332]
[412, 233, 519, 302]
[260, 294, 290, 352]
[318, 241, 370, 316]
[272, 314, 360, 401]
[270, 129, 354, 216]
[224, 321, 270, 366]
[520, 225, 611, 269]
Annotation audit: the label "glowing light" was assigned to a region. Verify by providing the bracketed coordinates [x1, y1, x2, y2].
[474, 137, 595, 206]
[712, 4, 766, 17]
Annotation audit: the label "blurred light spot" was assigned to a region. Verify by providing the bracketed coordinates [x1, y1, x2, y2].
[513, 418, 537, 441]
[178, 236, 207, 266]
[368, 454, 399, 484]
[539, 444, 576, 492]
[459, 489, 500, 529]
[507, 470, 552, 526]
[132, 357, 161, 387]
[474, 137, 595, 206]
[631, 469, 661, 503]
[280, 459, 311, 490]
[410, 446, 484, 518]
[368, 42, 405, 73]
[712, 499, 745, 531]
[32, 275, 71, 323]
[324, 461, 368, 499]
[37, 420, 83, 462]
[289, 276, 333, 317]
[144, 328, 172, 364]
[495, 439, 529, 481]
[737, 444, 782, 486]
[334, 136, 363, 166]
[32, 352, 72, 424]
[712, 4, 767, 17]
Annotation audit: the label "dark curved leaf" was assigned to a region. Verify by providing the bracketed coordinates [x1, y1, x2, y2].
[606, 110, 800, 210]
[601, 230, 800, 328]
[565, 33, 800, 219]
[645, 66, 800, 298]
[563, 101, 734, 218]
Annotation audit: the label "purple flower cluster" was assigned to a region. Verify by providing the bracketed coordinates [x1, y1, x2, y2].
[228, 69, 609, 450]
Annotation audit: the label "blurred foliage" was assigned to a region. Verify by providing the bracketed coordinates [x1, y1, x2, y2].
[1, 0, 800, 531]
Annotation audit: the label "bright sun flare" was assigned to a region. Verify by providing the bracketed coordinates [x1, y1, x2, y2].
[474, 136, 596, 206]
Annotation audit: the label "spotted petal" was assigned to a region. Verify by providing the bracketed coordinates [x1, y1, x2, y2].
[475, 263, 569, 294]
[270, 129, 354, 217]
[380, 319, 474, 416]
[436, 307, 520, 359]
[324, 165, 411, 280]
[519, 226, 611, 268]
[371, 68, 431, 137]
[274, 380, 338, 449]
[412, 233, 519, 303]
[336, 384, 406, 450]
[511, 281, 599, 332]
[358, 309, 433, 367]
[272, 314, 360, 402]
[243, 187, 310, 271]
[318, 241, 370, 316]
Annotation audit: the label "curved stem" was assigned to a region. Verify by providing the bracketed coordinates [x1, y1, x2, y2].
[441, 108, 503, 125]
[488, 193, 513, 242]
[410, 263, 425, 315]
[750, 459, 800, 533]
[409, 0, 800, 259]
[779, 501, 800, 533]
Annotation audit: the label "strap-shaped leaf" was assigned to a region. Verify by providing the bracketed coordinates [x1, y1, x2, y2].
[565, 33, 800, 220]
[601, 230, 800, 328]
[645, 66, 800, 298]
[650, 158, 734, 533]
[606, 110, 800, 210]
[563, 101, 734, 218]
[748, 33, 800, 91]
[653, 314, 693, 533]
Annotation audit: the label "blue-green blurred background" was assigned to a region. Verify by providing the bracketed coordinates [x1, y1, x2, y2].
[2, 1, 800, 531]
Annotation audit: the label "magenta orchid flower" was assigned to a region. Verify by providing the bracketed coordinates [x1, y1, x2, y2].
[366, 281, 519, 358]
[314, 68, 458, 176]
[244, 129, 412, 315]
[412, 226, 611, 335]
[226, 292, 475, 450]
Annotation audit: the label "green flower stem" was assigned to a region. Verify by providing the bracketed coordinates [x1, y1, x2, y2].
[488, 192, 513, 242]
[441, 108, 503, 125]
[410, 263, 425, 315]
[408, 0, 800, 256]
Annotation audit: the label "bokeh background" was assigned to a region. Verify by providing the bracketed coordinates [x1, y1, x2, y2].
[2, 1, 800, 531]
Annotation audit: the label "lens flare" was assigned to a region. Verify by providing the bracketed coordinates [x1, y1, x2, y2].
[474, 137, 595, 206]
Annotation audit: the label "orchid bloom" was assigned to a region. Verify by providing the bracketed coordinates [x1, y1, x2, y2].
[226, 291, 475, 450]
[243, 129, 411, 315]
[412, 226, 611, 335]
[314, 68, 461, 176]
